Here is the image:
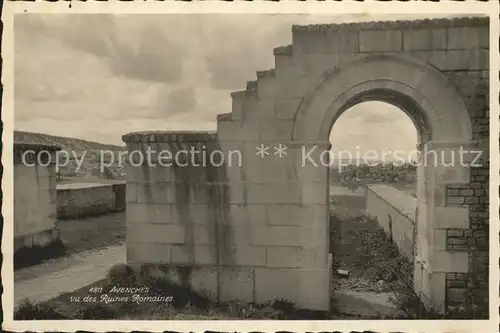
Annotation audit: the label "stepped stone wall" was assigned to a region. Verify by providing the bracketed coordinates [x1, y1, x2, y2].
[124, 17, 489, 314]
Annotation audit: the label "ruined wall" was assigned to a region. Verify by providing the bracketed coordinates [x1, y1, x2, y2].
[123, 131, 331, 310]
[56, 182, 126, 219]
[366, 185, 417, 260]
[124, 17, 489, 314]
[216, 17, 489, 314]
[14, 143, 60, 252]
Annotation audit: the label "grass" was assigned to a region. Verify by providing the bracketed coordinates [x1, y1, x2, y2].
[57, 212, 125, 254]
[22, 202, 411, 320]
[330, 211, 412, 294]
[21, 186, 476, 320]
[25, 273, 328, 320]
[14, 212, 125, 271]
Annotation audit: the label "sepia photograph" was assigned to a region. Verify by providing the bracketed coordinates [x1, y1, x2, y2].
[2, 2, 498, 332]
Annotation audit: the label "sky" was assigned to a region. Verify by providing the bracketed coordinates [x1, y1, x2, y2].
[13, 13, 455, 157]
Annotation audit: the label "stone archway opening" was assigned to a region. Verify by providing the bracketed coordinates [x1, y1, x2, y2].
[327, 100, 421, 314]
[293, 54, 475, 313]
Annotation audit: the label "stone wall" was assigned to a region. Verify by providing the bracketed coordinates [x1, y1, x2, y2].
[442, 69, 489, 312]
[123, 17, 489, 314]
[366, 185, 417, 260]
[14, 142, 61, 252]
[56, 182, 126, 219]
[123, 131, 332, 311]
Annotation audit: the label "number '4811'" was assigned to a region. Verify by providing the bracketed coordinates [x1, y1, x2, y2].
[89, 287, 104, 293]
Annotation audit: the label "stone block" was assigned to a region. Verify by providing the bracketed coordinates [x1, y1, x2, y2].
[274, 98, 302, 120]
[447, 288, 468, 304]
[189, 267, 219, 300]
[435, 166, 470, 184]
[274, 54, 293, 77]
[432, 184, 445, 206]
[412, 50, 489, 71]
[246, 99, 276, 121]
[246, 183, 301, 204]
[37, 175, 55, 190]
[243, 147, 297, 183]
[435, 206, 470, 229]
[125, 165, 144, 182]
[277, 77, 315, 99]
[231, 92, 245, 120]
[126, 183, 137, 203]
[431, 250, 468, 273]
[255, 267, 298, 304]
[136, 183, 173, 204]
[257, 77, 278, 101]
[296, 267, 331, 311]
[447, 196, 465, 206]
[433, 229, 447, 251]
[302, 181, 328, 205]
[259, 120, 294, 141]
[227, 184, 246, 204]
[254, 267, 330, 311]
[219, 268, 255, 303]
[266, 204, 305, 226]
[266, 246, 302, 268]
[359, 30, 402, 52]
[222, 246, 267, 267]
[193, 224, 216, 245]
[250, 225, 301, 247]
[217, 120, 260, 142]
[323, 31, 359, 53]
[300, 224, 328, 255]
[229, 204, 266, 226]
[298, 53, 354, 79]
[293, 31, 357, 54]
[296, 159, 328, 182]
[266, 246, 327, 269]
[170, 244, 193, 264]
[403, 28, 447, 50]
[447, 27, 489, 50]
[169, 244, 218, 265]
[428, 272, 446, 311]
[142, 165, 176, 182]
[220, 222, 252, 248]
[126, 242, 171, 264]
[195, 246, 218, 265]
[126, 223, 185, 244]
[127, 203, 169, 224]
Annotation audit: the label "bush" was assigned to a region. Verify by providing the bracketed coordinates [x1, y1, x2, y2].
[14, 299, 68, 320]
[14, 239, 67, 270]
[73, 303, 117, 319]
[107, 263, 136, 286]
[146, 276, 210, 310]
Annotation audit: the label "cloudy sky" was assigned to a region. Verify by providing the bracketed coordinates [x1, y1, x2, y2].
[14, 13, 450, 156]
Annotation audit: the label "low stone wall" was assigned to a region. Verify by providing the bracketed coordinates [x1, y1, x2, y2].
[56, 181, 126, 219]
[14, 142, 61, 252]
[365, 184, 417, 260]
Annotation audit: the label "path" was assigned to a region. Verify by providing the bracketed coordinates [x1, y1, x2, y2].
[14, 244, 125, 306]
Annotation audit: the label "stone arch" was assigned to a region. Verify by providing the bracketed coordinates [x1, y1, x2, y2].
[291, 53, 476, 312]
[292, 53, 473, 145]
